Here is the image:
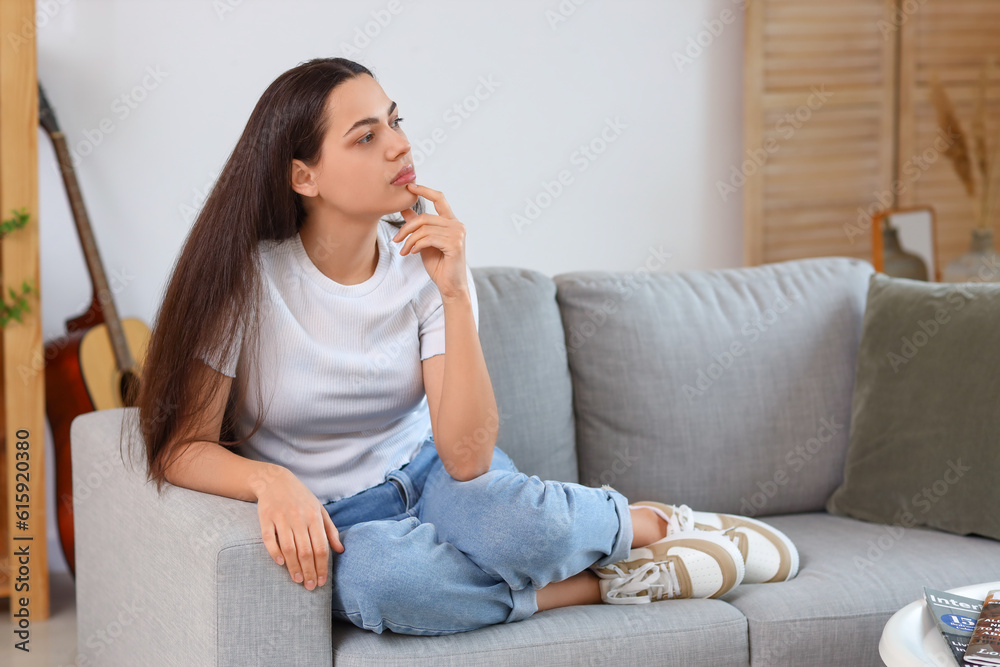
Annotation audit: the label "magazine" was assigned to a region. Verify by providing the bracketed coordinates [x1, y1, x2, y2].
[924, 586, 985, 666]
[965, 589, 1000, 666]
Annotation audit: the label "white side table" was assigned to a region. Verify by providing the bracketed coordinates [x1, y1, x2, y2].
[880, 581, 1000, 667]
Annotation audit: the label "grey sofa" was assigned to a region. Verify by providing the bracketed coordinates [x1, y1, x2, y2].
[71, 256, 1000, 666]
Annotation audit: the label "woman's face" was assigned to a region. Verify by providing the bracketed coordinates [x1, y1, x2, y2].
[292, 74, 417, 221]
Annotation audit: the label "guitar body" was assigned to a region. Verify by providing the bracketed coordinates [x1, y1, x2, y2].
[79, 318, 151, 410]
[44, 318, 150, 576]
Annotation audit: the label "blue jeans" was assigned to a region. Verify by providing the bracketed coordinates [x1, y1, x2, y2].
[322, 435, 634, 636]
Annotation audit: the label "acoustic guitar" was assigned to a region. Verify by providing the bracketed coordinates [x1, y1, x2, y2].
[40, 83, 151, 577]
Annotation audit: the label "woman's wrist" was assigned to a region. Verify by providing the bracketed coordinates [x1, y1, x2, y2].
[440, 287, 471, 306]
[247, 460, 289, 502]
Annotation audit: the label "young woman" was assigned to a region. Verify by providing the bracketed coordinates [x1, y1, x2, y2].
[132, 57, 799, 636]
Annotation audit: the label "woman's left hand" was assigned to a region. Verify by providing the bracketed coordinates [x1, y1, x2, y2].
[393, 182, 469, 300]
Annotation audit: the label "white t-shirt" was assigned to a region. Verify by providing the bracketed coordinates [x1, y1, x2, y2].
[199, 218, 478, 503]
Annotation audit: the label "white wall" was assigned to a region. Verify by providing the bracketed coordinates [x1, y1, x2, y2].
[37, 0, 747, 572]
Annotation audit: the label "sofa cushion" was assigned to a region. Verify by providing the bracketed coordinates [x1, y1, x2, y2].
[554, 257, 873, 516]
[826, 273, 1000, 541]
[472, 267, 578, 483]
[722, 512, 1000, 666]
[332, 598, 749, 666]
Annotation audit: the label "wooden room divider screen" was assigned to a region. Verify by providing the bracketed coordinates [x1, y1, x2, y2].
[744, 0, 1000, 268]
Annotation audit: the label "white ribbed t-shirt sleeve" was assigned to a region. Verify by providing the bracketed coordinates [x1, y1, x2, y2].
[418, 264, 478, 361]
[197, 315, 245, 378]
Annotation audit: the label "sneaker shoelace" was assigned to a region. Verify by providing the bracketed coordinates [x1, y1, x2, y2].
[666, 504, 695, 534]
[603, 558, 683, 603]
[665, 504, 738, 544]
[629, 503, 696, 536]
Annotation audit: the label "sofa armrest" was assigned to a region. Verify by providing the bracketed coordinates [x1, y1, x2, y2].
[71, 407, 333, 667]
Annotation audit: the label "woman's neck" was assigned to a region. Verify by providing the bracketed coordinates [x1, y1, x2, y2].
[298, 213, 380, 286]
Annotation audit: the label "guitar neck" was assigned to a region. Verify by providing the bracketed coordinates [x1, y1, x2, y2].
[49, 131, 134, 371]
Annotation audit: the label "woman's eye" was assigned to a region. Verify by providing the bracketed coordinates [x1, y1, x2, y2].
[358, 117, 405, 145]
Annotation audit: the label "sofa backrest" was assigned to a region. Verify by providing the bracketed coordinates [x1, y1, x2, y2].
[553, 257, 874, 517]
[471, 267, 579, 483]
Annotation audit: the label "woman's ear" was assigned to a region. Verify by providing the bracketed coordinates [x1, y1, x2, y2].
[290, 159, 318, 197]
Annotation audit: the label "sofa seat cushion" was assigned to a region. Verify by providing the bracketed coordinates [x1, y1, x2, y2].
[722, 512, 1000, 666]
[331, 598, 749, 666]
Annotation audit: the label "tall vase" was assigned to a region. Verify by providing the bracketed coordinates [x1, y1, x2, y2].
[882, 225, 928, 281]
[942, 228, 1000, 283]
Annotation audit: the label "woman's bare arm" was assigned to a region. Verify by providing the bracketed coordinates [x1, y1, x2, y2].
[162, 361, 342, 591]
[163, 362, 287, 502]
[164, 439, 287, 502]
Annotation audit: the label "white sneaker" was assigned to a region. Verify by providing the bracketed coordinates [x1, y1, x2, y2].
[591, 531, 745, 603]
[630, 501, 800, 584]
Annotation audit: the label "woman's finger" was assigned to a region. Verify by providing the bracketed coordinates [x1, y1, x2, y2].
[295, 523, 317, 589]
[276, 524, 304, 584]
[260, 520, 284, 565]
[401, 228, 434, 255]
[307, 519, 329, 589]
[393, 215, 448, 245]
[324, 510, 345, 554]
[406, 182, 454, 218]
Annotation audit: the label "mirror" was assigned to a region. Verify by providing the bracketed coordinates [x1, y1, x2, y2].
[871, 206, 940, 282]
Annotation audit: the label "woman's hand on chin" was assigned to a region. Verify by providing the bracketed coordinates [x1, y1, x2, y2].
[393, 182, 470, 300]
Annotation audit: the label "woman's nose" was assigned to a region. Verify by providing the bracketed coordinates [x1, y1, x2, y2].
[393, 136, 411, 158]
[391, 124, 410, 150]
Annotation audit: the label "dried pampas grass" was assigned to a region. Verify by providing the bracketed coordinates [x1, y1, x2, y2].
[929, 71, 975, 198]
[931, 59, 1000, 229]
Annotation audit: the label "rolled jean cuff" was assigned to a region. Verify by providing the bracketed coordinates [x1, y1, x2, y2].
[506, 585, 539, 624]
[591, 485, 633, 569]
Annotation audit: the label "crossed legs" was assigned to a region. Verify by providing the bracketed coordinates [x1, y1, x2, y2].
[535, 506, 667, 611]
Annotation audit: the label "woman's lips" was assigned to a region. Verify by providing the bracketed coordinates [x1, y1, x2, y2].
[391, 164, 415, 185]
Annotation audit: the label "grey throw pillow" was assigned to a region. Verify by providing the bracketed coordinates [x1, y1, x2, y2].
[826, 272, 1000, 541]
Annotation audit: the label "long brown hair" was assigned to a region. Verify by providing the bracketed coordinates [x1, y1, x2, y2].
[124, 57, 423, 493]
